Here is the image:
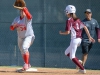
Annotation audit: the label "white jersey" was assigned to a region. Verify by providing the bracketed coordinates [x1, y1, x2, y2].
[12, 16, 35, 38]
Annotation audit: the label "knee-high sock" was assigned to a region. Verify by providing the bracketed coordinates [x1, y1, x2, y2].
[23, 51, 29, 64]
[72, 58, 84, 70]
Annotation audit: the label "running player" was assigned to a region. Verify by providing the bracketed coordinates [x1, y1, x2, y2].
[81, 9, 100, 67]
[59, 5, 95, 74]
[10, 5, 35, 71]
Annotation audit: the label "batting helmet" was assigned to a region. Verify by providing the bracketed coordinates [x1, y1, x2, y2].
[65, 5, 76, 14]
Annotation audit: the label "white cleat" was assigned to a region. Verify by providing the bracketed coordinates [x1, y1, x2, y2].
[78, 69, 86, 74]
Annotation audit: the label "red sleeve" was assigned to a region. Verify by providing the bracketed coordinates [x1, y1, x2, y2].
[65, 20, 70, 31]
[95, 28, 100, 39]
[10, 26, 15, 31]
[23, 7, 32, 20]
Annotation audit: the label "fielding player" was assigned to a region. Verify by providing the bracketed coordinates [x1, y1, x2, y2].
[10, 5, 35, 71]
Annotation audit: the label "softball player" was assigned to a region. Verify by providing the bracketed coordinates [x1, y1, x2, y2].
[59, 5, 95, 74]
[10, 6, 35, 71]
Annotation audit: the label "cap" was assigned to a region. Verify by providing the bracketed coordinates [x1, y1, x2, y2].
[84, 9, 92, 13]
[65, 5, 76, 14]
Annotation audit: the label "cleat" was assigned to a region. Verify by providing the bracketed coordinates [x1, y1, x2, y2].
[22, 63, 29, 70]
[78, 69, 86, 74]
[28, 64, 31, 68]
[16, 69, 25, 73]
[21, 63, 31, 70]
[16, 63, 38, 73]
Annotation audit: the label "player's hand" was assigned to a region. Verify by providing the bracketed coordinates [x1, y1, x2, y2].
[98, 39, 100, 43]
[89, 37, 95, 43]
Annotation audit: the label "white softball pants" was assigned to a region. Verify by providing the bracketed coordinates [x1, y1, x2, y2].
[18, 36, 35, 54]
[65, 38, 81, 60]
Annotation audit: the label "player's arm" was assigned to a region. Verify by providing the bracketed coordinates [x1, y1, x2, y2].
[83, 26, 95, 43]
[59, 20, 70, 35]
[23, 7, 32, 20]
[13, 6, 32, 20]
[59, 31, 70, 35]
[10, 23, 17, 31]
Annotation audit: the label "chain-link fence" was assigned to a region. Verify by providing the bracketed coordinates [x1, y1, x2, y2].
[0, 0, 100, 69]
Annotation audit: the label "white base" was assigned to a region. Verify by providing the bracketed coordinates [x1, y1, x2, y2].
[17, 68, 38, 72]
[26, 68, 38, 72]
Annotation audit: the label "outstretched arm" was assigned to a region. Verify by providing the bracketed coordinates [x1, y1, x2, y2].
[13, 5, 32, 20]
[59, 30, 70, 35]
[23, 7, 32, 20]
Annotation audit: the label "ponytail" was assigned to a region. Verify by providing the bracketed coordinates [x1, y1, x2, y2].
[70, 13, 79, 21]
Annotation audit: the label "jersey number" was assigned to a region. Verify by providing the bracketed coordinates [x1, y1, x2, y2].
[76, 23, 79, 29]
[20, 26, 26, 31]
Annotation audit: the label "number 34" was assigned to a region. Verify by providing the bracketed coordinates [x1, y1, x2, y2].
[17, 26, 26, 31]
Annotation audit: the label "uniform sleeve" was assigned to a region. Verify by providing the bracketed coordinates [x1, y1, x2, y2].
[10, 26, 15, 30]
[23, 7, 32, 20]
[80, 21, 85, 29]
[10, 18, 17, 30]
[65, 20, 70, 31]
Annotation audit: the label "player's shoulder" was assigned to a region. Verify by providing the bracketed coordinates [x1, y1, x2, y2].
[14, 16, 20, 20]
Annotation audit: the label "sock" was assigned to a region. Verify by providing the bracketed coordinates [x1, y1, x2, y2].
[23, 51, 29, 64]
[72, 58, 84, 70]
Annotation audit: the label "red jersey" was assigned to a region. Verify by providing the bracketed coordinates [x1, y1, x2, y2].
[65, 18, 84, 39]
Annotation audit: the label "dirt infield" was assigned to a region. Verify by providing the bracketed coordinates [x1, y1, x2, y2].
[0, 67, 100, 75]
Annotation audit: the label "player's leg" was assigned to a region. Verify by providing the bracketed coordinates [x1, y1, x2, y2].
[18, 37, 29, 70]
[22, 36, 34, 70]
[65, 46, 71, 57]
[70, 38, 85, 71]
[65, 39, 80, 60]
[18, 37, 24, 54]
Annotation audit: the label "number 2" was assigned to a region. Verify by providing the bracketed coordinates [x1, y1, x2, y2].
[76, 23, 79, 29]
